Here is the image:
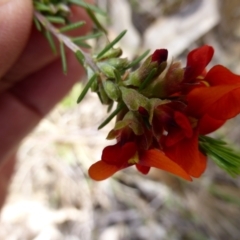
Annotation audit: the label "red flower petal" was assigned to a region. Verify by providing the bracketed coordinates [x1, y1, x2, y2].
[207, 87, 240, 119]
[165, 130, 186, 147]
[165, 111, 193, 146]
[136, 164, 150, 174]
[206, 65, 240, 86]
[119, 142, 137, 163]
[151, 49, 168, 64]
[199, 114, 225, 135]
[184, 45, 214, 82]
[102, 144, 121, 164]
[187, 84, 240, 119]
[140, 149, 192, 181]
[88, 161, 119, 181]
[164, 130, 207, 178]
[102, 142, 137, 167]
[174, 111, 193, 137]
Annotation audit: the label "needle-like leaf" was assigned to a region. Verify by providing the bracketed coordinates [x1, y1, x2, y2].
[59, 21, 86, 33]
[34, 17, 42, 31]
[96, 30, 127, 59]
[98, 102, 125, 129]
[69, 0, 107, 16]
[126, 49, 150, 69]
[75, 50, 85, 65]
[46, 16, 66, 24]
[77, 74, 98, 103]
[45, 30, 57, 54]
[200, 135, 240, 177]
[60, 41, 67, 74]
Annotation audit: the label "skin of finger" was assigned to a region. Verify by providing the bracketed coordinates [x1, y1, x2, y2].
[0, 154, 16, 211]
[0, 0, 95, 209]
[0, 52, 85, 164]
[0, 0, 33, 79]
[1, 5, 93, 88]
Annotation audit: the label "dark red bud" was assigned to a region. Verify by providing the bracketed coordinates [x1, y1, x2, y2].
[151, 49, 168, 64]
[138, 106, 149, 117]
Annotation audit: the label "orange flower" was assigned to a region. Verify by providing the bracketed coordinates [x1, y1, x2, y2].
[89, 45, 240, 182]
[181, 46, 232, 134]
[163, 129, 207, 178]
[156, 107, 207, 178]
[88, 142, 191, 181]
[183, 45, 214, 83]
[187, 65, 240, 120]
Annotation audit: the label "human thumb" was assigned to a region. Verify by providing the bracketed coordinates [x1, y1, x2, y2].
[0, 0, 33, 79]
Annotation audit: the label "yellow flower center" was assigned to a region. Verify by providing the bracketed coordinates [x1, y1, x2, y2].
[200, 80, 210, 87]
[128, 151, 139, 164]
[188, 116, 198, 128]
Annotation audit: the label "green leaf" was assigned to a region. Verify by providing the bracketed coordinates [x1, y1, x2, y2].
[106, 120, 128, 139]
[103, 80, 121, 101]
[59, 21, 86, 33]
[114, 69, 122, 83]
[85, 8, 108, 34]
[46, 16, 66, 24]
[199, 135, 226, 146]
[97, 62, 116, 78]
[96, 48, 122, 61]
[107, 101, 114, 113]
[69, 0, 107, 16]
[45, 30, 57, 54]
[148, 98, 170, 124]
[34, 2, 52, 12]
[96, 30, 127, 59]
[123, 111, 144, 135]
[106, 111, 144, 139]
[120, 86, 150, 113]
[139, 68, 157, 90]
[75, 50, 85, 65]
[34, 17, 42, 31]
[60, 41, 67, 74]
[73, 41, 91, 48]
[200, 135, 240, 177]
[105, 58, 129, 69]
[77, 74, 97, 103]
[98, 102, 125, 129]
[126, 49, 150, 69]
[98, 83, 112, 105]
[72, 32, 103, 41]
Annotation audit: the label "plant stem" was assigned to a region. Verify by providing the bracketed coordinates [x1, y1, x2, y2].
[34, 11, 99, 73]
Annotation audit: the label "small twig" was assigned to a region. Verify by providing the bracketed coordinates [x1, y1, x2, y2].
[34, 11, 99, 72]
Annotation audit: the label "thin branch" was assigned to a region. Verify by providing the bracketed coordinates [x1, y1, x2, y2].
[34, 11, 99, 72]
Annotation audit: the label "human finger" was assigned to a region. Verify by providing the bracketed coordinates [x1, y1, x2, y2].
[0, 0, 33, 79]
[0, 52, 84, 164]
[1, 5, 92, 90]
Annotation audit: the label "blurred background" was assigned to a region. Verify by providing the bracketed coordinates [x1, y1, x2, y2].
[1, 0, 240, 239]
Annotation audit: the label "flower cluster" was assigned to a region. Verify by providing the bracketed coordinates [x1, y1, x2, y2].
[89, 45, 240, 181]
